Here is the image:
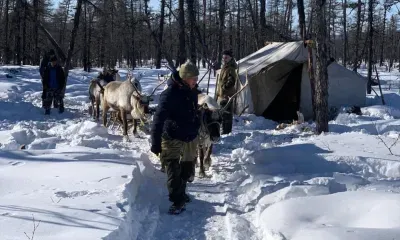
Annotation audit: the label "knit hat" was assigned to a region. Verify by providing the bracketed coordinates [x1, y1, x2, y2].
[179, 60, 199, 80]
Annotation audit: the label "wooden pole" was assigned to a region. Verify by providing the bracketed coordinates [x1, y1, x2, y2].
[206, 67, 212, 94]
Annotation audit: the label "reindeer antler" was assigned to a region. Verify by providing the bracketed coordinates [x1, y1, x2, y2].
[220, 71, 249, 113]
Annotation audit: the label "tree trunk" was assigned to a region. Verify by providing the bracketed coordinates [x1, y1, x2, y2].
[156, 0, 166, 68]
[366, 0, 373, 94]
[236, 0, 241, 59]
[176, 0, 186, 66]
[22, 0, 27, 65]
[314, 0, 329, 133]
[15, 0, 22, 65]
[64, 0, 83, 81]
[33, 0, 39, 65]
[379, 6, 388, 67]
[83, 1, 88, 71]
[217, 0, 226, 67]
[342, 0, 347, 67]
[130, 0, 136, 69]
[260, 0, 267, 47]
[297, 0, 306, 39]
[187, 0, 197, 63]
[352, 0, 362, 71]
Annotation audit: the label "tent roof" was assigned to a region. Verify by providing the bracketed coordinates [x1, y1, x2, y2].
[236, 41, 309, 82]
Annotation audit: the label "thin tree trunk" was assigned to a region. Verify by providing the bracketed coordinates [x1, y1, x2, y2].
[187, 0, 197, 63]
[22, 0, 27, 65]
[236, 0, 241, 59]
[352, 0, 362, 71]
[379, 6, 388, 66]
[342, 0, 347, 67]
[176, 0, 186, 66]
[156, 0, 166, 68]
[366, 0, 373, 94]
[314, 0, 329, 133]
[297, 0, 306, 39]
[130, 0, 136, 69]
[64, 0, 83, 81]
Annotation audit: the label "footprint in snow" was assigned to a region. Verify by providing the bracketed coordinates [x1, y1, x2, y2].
[9, 161, 24, 166]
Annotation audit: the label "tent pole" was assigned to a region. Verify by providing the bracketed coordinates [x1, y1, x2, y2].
[306, 40, 317, 120]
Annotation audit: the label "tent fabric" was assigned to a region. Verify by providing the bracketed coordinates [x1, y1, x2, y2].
[218, 41, 367, 120]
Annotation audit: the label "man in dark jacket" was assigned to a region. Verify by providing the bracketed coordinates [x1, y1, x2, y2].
[39, 49, 56, 107]
[150, 60, 200, 215]
[217, 49, 238, 134]
[42, 55, 66, 115]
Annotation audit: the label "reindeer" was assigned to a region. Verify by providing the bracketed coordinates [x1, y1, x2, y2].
[102, 73, 168, 140]
[196, 82, 249, 177]
[88, 78, 108, 121]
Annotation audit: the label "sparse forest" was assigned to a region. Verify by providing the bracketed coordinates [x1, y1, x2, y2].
[0, 0, 399, 73]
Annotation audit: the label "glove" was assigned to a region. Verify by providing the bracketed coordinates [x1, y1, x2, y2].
[151, 144, 161, 156]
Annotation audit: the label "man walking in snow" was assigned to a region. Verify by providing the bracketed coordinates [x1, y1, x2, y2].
[42, 55, 66, 115]
[39, 49, 56, 107]
[150, 60, 201, 215]
[216, 49, 239, 135]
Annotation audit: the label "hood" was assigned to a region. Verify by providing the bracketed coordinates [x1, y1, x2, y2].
[222, 58, 238, 69]
[167, 70, 186, 88]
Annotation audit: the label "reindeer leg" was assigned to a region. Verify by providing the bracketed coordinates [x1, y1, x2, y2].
[120, 109, 130, 141]
[133, 119, 138, 135]
[204, 144, 213, 171]
[199, 146, 206, 178]
[95, 99, 100, 121]
[102, 102, 110, 127]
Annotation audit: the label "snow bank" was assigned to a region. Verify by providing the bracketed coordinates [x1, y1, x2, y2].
[103, 153, 163, 240]
[258, 191, 400, 240]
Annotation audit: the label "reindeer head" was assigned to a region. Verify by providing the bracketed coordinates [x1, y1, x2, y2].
[198, 94, 223, 143]
[130, 72, 168, 116]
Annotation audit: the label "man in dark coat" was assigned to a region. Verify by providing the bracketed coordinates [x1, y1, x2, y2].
[42, 55, 66, 115]
[39, 49, 56, 107]
[150, 60, 200, 215]
[217, 49, 238, 134]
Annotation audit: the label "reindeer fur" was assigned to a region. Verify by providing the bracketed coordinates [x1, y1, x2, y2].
[88, 78, 107, 121]
[102, 76, 143, 138]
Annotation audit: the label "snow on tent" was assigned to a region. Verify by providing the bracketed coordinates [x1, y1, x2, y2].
[217, 41, 367, 121]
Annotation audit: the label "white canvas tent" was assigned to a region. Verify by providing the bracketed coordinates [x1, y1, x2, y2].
[216, 41, 367, 121]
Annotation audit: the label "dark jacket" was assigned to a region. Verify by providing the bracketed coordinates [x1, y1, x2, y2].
[151, 71, 200, 149]
[43, 64, 66, 91]
[39, 55, 51, 78]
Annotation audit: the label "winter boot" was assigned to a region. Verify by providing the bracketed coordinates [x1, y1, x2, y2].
[45, 109, 50, 115]
[184, 193, 192, 203]
[168, 201, 186, 215]
[59, 106, 64, 113]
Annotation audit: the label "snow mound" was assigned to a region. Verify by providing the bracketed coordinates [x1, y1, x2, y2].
[258, 191, 400, 240]
[362, 105, 400, 119]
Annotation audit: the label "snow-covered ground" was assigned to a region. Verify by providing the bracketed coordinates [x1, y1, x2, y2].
[0, 64, 399, 240]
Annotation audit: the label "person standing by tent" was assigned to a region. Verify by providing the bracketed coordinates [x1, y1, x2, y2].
[39, 49, 56, 107]
[42, 55, 66, 115]
[217, 49, 239, 134]
[150, 60, 201, 215]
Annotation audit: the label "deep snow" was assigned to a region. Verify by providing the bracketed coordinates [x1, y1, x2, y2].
[0, 64, 399, 240]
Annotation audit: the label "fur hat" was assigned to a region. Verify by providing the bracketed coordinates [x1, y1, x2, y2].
[50, 55, 57, 62]
[222, 49, 233, 57]
[179, 60, 199, 80]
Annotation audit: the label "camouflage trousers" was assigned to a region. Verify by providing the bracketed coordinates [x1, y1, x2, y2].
[218, 97, 233, 134]
[42, 89, 64, 110]
[160, 136, 198, 204]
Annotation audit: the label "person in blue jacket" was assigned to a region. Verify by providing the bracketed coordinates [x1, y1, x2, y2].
[150, 60, 201, 215]
[42, 55, 66, 115]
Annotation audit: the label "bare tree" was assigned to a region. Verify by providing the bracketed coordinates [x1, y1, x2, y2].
[314, 0, 329, 133]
